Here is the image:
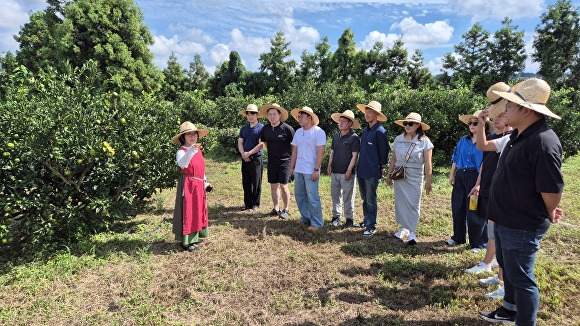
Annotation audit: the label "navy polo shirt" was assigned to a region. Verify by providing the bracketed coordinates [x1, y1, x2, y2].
[239, 122, 264, 156]
[488, 118, 564, 231]
[478, 131, 512, 197]
[357, 123, 389, 179]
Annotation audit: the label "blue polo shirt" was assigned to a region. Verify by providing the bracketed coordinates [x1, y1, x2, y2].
[451, 135, 483, 172]
[357, 123, 389, 179]
[239, 122, 264, 156]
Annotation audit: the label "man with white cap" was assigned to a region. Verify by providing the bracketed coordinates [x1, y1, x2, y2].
[289, 106, 326, 230]
[327, 110, 361, 228]
[479, 78, 564, 325]
[237, 104, 264, 212]
[355, 101, 389, 237]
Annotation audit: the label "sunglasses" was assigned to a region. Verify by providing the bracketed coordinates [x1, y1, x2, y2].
[402, 121, 415, 126]
[468, 121, 479, 126]
[246, 111, 258, 115]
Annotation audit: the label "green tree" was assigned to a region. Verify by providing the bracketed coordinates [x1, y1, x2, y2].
[407, 49, 434, 90]
[442, 23, 491, 91]
[161, 53, 187, 101]
[532, 0, 580, 87]
[488, 17, 527, 82]
[187, 53, 210, 93]
[331, 28, 358, 81]
[14, 0, 162, 94]
[259, 31, 296, 94]
[298, 36, 333, 83]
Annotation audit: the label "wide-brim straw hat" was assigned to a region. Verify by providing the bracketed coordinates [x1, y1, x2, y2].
[356, 100, 387, 122]
[394, 112, 430, 130]
[238, 103, 261, 117]
[259, 103, 288, 122]
[486, 82, 511, 119]
[330, 109, 361, 129]
[459, 110, 484, 125]
[291, 106, 319, 126]
[171, 121, 209, 144]
[492, 78, 561, 120]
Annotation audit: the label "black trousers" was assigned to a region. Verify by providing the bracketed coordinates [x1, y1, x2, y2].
[241, 155, 263, 209]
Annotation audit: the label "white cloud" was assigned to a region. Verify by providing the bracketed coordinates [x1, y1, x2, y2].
[167, 24, 215, 44]
[361, 17, 454, 54]
[523, 32, 539, 73]
[449, 0, 544, 22]
[150, 34, 206, 69]
[427, 56, 444, 74]
[279, 16, 320, 52]
[209, 43, 231, 67]
[360, 31, 399, 50]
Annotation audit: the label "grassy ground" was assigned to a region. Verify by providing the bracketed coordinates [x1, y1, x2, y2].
[1, 155, 579, 326]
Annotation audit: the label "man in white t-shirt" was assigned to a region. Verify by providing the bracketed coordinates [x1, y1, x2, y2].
[289, 106, 327, 230]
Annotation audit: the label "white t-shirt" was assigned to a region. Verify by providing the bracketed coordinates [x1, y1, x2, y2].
[291, 125, 326, 174]
[492, 134, 510, 153]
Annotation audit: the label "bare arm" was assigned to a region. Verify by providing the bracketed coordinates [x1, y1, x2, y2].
[344, 152, 358, 181]
[424, 148, 433, 195]
[469, 162, 483, 196]
[476, 109, 499, 152]
[289, 145, 297, 176]
[385, 150, 397, 186]
[542, 192, 563, 223]
[327, 150, 334, 175]
[449, 162, 457, 186]
[312, 145, 325, 181]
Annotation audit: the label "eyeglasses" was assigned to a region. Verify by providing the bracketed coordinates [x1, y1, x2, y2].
[246, 111, 257, 115]
[297, 113, 310, 119]
[402, 122, 414, 126]
[468, 121, 479, 126]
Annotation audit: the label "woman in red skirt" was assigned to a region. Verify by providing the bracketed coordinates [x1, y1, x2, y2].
[171, 122, 212, 252]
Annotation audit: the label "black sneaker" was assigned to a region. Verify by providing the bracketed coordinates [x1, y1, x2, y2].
[269, 208, 280, 216]
[479, 306, 516, 324]
[330, 216, 342, 227]
[279, 209, 289, 219]
[343, 219, 354, 228]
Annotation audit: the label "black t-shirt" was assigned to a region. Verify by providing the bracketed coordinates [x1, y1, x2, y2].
[331, 130, 361, 174]
[488, 119, 564, 231]
[479, 131, 512, 198]
[260, 122, 295, 166]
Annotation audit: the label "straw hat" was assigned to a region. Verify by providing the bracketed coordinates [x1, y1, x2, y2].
[356, 101, 387, 122]
[171, 121, 209, 144]
[394, 112, 430, 130]
[493, 78, 560, 120]
[330, 109, 361, 129]
[459, 110, 483, 125]
[486, 82, 511, 119]
[238, 103, 261, 117]
[259, 103, 289, 122]
[291, 106, 320, 126]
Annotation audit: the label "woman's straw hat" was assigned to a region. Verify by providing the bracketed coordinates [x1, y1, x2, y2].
[171, 121, 209, 144]
[492, 78, 561, 120]
[259, 103, 289, 122]
[356, 101, 387, 122]
[459, 110, 483, 125]
[291, 106, 320, 126]
[330, 109, 361, 129]
[486, 82, 511, 119]
[238, 103, 261, 117]
[394, 112, 430, 130]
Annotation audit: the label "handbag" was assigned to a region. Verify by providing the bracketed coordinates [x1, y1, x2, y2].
[388, 143, 416, 180]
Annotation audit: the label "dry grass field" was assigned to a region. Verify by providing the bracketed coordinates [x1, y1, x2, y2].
[1, 155, 579, 326]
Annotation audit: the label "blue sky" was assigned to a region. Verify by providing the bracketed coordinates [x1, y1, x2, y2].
[1, 0, 578, 75]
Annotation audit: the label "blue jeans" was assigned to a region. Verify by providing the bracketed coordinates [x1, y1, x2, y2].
[294, 172, 323, 228]
[358, 177, 378, 230]
[495, 224, 548, 326]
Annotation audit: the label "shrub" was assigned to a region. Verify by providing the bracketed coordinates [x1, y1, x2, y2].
[0, 63, 177, 251]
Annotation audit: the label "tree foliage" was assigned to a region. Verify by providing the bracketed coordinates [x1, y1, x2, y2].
[259, 31, 296, 94]
[14, 0, 162, 94]
[533, 0, 580, 87]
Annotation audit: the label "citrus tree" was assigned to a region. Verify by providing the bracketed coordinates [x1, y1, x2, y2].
[0, 62, 178, 250]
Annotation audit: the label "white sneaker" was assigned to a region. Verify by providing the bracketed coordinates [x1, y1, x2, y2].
[485, 286, 505, 299]
[479, 275, 501, 286]
[490, 258, 499, 268]
[394, 227, 409, 239]
[446, 238, 457, 246]
[471, 248, 482, 253]
[466, 262, 492, 274]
